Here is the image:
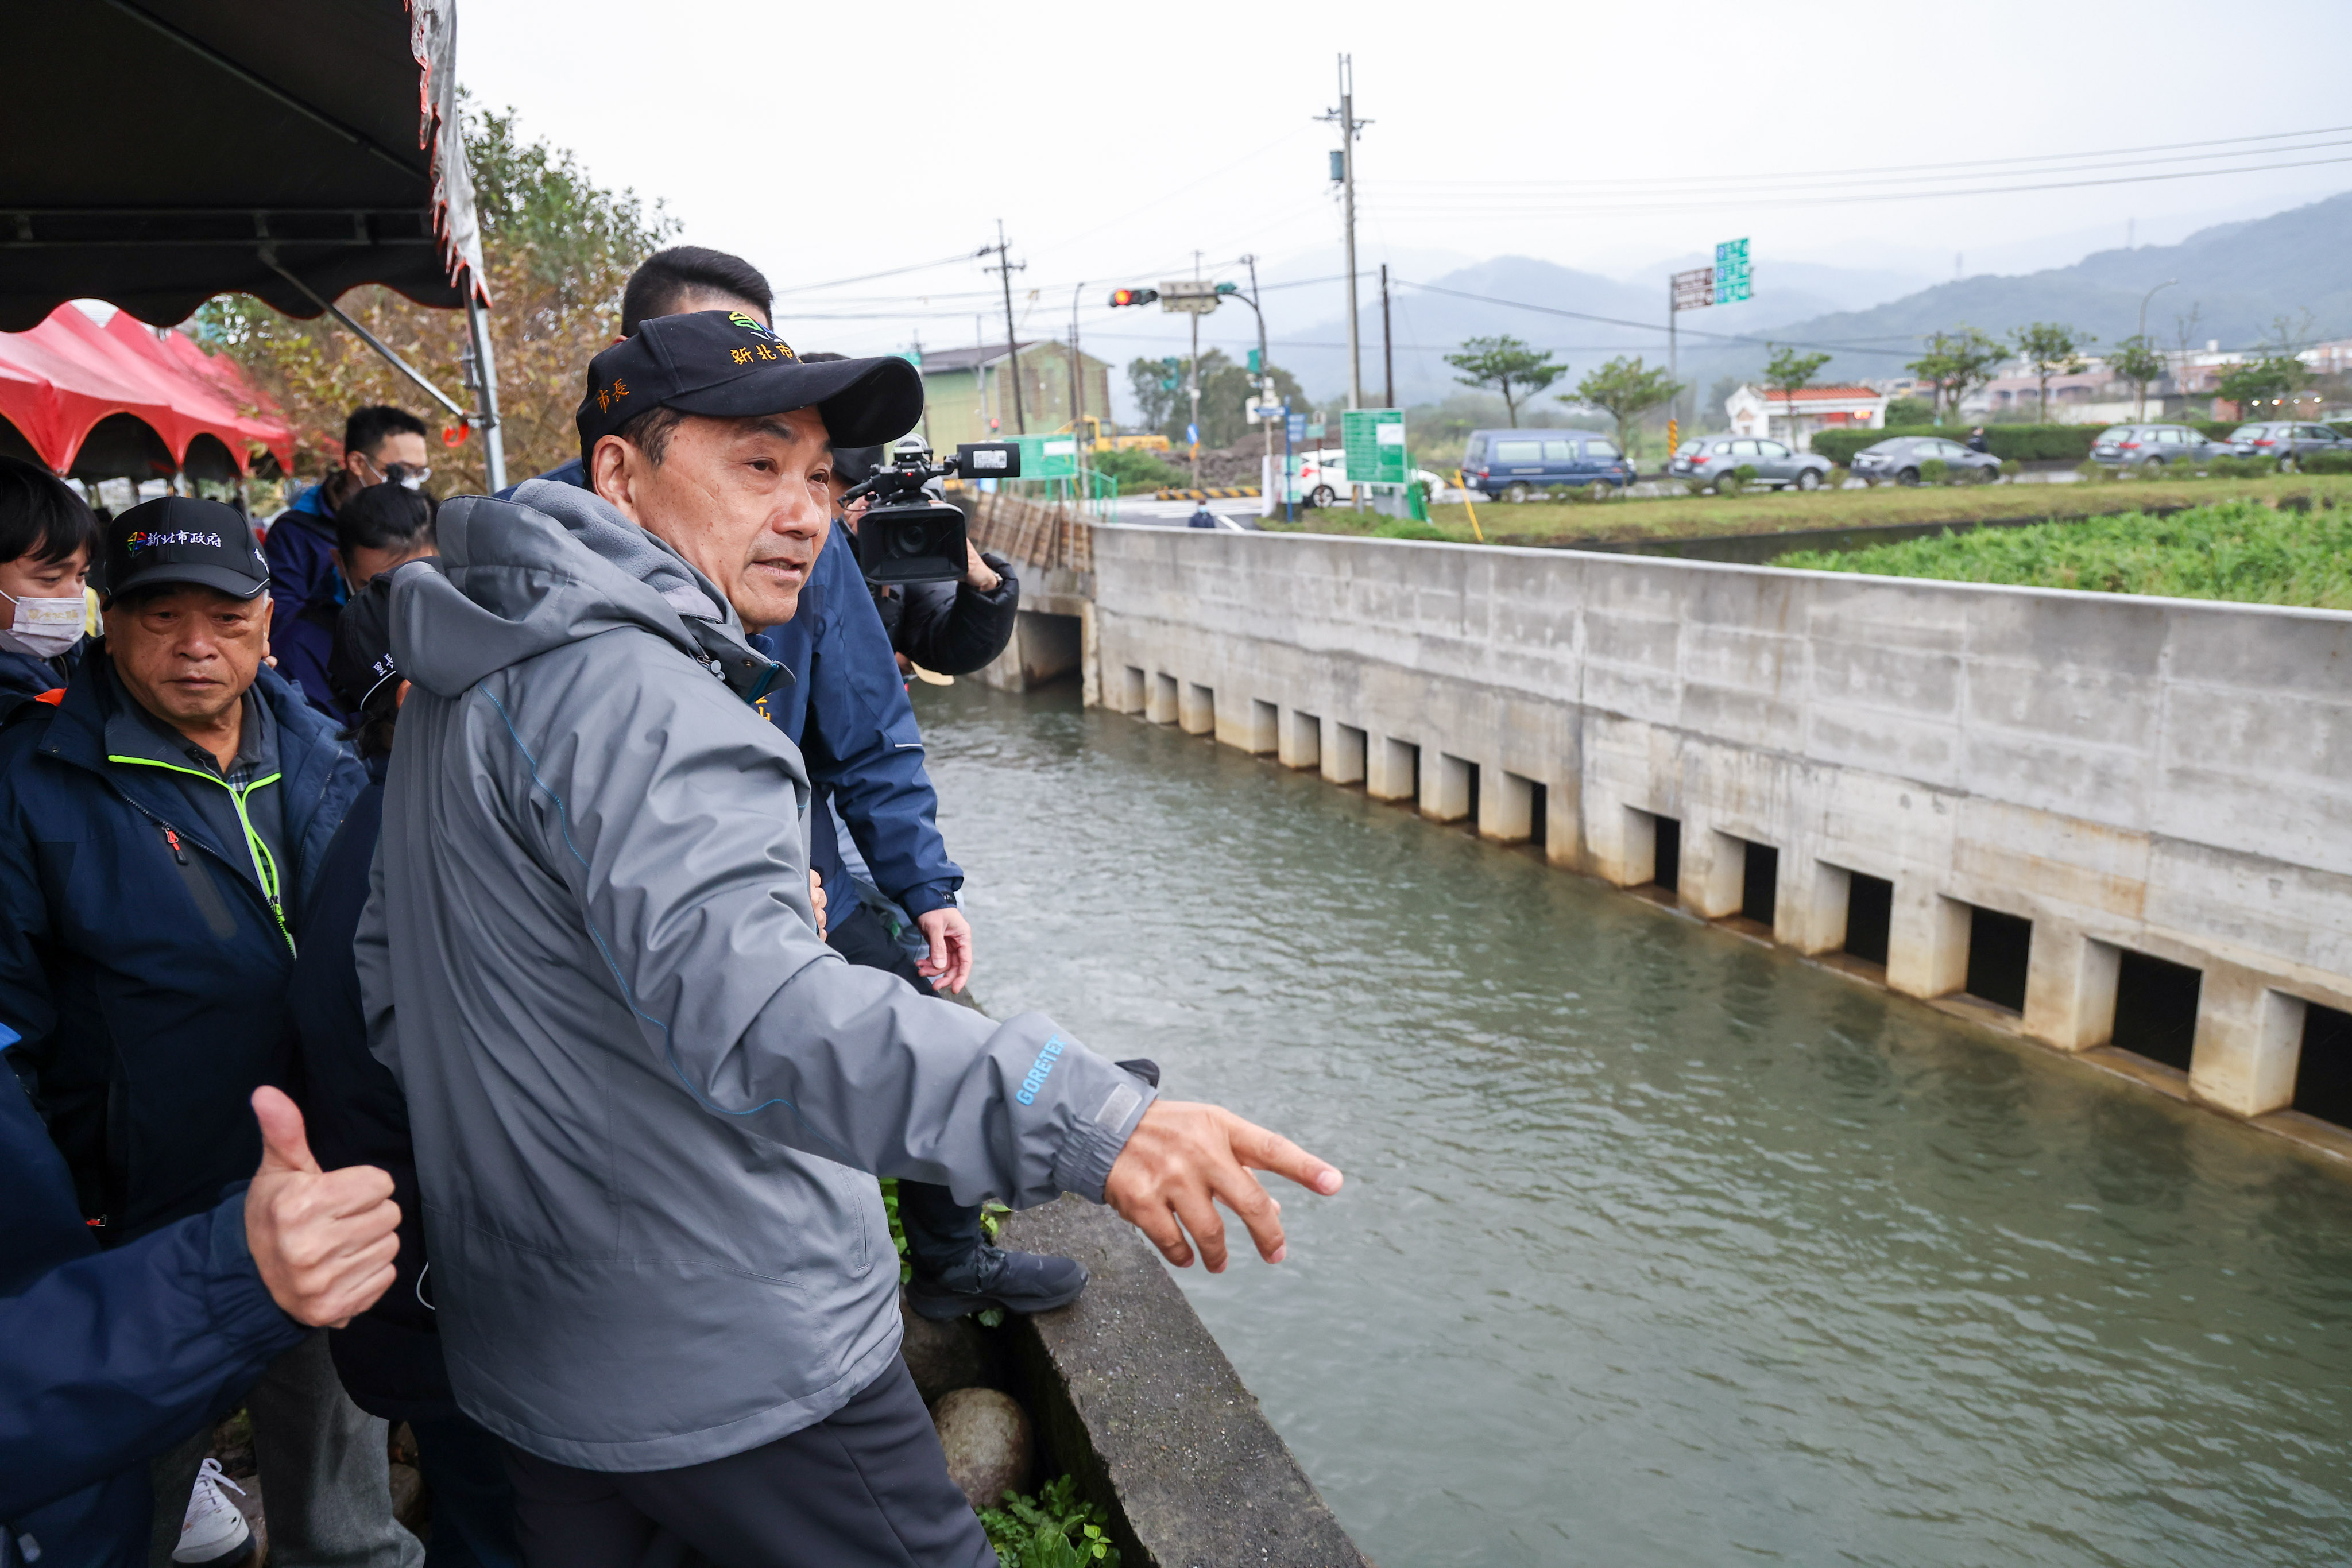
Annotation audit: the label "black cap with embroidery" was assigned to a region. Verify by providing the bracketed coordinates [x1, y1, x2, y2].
[330, 571, 405, 721]
[575, 309, 924, 465]
[100, 496, 269, 602]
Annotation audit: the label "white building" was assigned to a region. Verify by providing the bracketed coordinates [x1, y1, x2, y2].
[1726, 384, 1889, 449]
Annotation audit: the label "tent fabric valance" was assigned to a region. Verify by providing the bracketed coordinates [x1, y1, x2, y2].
[0, 303, 294, 478]
[0, 0, 483, 332]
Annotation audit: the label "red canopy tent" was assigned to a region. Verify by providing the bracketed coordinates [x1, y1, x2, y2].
[0, 303, 292, 480]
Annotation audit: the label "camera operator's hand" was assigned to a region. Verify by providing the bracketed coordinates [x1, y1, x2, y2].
[915, 907, 973, 993]
[961, 543, 1000, 593]
[244, 1087, 401, 1329]
[1104, 1101, 1343, 1273]
[809, 869, 827, 940]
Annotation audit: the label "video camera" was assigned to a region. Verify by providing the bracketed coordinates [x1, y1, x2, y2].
[839, 436, 1020, 585]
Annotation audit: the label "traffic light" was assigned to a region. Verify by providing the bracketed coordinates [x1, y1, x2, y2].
[1214, 281, 1238, 296]
[1246, 349, 1261, 375]
[1159, 356, 1180, 392]
[1108, 287, 1159, 308]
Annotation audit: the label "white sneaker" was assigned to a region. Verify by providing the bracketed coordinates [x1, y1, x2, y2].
[172, 1457, 252, 1565]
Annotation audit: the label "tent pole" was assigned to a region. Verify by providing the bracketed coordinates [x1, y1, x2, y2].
[465, 292, 505, 494]
[261, 254, 467, 424]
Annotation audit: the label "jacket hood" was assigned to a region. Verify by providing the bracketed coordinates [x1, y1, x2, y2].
[392, 480, 778, 703]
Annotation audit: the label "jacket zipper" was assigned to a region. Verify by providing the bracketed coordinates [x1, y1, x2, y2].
[110, 757, 294, 953]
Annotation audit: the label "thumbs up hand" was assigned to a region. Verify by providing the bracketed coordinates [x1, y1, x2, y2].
[243, 1086, 401, 1329]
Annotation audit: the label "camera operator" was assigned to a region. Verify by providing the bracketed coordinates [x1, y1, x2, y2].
[797, 370, 1020, 683]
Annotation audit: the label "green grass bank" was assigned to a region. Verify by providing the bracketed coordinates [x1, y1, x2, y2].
[1258, 473, 2352, 548]
[1772, 494, 2352, 610]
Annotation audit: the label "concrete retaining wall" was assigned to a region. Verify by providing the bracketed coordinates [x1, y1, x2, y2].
[1082, 525, 2352, 1135]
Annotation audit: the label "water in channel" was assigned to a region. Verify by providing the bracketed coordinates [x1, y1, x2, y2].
[918, 679, 2352, 1568]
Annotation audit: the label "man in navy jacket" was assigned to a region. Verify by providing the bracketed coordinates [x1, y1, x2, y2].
[1, 1071, 400, 1567]
[267, 405, 430, 714]
[0, 499, 414, 1563]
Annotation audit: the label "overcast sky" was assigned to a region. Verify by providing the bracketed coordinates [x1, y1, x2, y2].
[462, 0, 2352, 371]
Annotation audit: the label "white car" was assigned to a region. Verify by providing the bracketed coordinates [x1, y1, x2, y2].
[1282, 450, 1450, 507]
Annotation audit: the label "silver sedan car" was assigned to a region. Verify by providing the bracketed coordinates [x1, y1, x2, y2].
[1848, 436, 2001, 485]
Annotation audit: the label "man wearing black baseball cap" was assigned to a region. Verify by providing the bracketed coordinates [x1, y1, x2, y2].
[369, 311, 1343, 1562]
[0, 497, 413, 1564]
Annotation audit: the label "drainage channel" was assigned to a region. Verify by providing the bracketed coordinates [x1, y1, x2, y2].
[924, 677, 2352, 1568]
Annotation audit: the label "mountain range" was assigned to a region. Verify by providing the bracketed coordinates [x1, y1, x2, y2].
[1277, 190, 2352, 410]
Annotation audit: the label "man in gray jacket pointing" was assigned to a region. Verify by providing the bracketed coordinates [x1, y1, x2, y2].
[358, 308, 1340, 1565]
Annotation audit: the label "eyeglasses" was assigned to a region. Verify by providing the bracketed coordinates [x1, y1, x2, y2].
[361, 454, 432, 490]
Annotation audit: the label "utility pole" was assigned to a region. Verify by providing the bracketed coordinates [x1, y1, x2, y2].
[1188, 249, 1204, 490]
[1241, 254, 1273, 509]
[1379, 262, 1394, 408]
[1318, 55, 1369, 411]
[985, 219, 1027, 434]
[1069, 281, 1085, 435]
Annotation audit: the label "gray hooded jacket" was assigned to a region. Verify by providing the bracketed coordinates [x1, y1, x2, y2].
[356, 481, 1154, 1472]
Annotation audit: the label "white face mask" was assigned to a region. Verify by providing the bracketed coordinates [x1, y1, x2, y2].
[0, 589, 86, 659]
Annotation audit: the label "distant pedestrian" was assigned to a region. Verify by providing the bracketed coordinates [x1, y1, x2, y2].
[1967, 427, 1990, 454]
[1187, 504, 1218, 529]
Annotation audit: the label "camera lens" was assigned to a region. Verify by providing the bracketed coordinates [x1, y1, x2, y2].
[889, 519, 940, 559]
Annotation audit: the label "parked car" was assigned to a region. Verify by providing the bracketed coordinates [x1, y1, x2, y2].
[1460, 429, 1634, 501]
[1666, 435, 1836, 491]
[2226, 420, 2351, 466]
[1283, 451, 1454, 508]
[1848, 435, 2001, 485]
[2088, 423, 2227, 470]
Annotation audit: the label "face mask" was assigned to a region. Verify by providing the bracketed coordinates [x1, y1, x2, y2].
[0, 590, 86, 659]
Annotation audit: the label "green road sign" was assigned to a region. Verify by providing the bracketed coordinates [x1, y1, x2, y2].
[1714, 237, 1752, 303]
[1342, 408, 1407, 485]
[1013, 432, 1079, 478]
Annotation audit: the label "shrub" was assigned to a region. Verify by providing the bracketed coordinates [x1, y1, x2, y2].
[1579, 481, 1612, 504]
[1827, 466, 1851, 487]
[980, 1475, 1120, 1568]
[1372, 517, 1446, 540]
[1919, 458, 1950, 485]
[1999, 459, 2022, 478]
[1090, 446, 1191, 493]
[1812, 423, 2102, 467]
[2074, 459, 2105, 483]
[2304, 450, 2352, 475]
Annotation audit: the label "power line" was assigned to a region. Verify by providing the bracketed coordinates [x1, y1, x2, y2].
[1363, 153, 2352, 218]
[1372, 122, 2352, 191]
[1396, 280, 1921, 358]
[769, 249, 989, 297]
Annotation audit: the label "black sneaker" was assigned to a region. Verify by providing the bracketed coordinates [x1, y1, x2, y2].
[906, 1242, 1089, 1321]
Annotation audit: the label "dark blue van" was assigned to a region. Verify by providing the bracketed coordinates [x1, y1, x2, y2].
[1460, 428, 1633, 500]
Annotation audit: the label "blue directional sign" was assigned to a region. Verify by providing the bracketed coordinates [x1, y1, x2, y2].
[1287, 412, 1307, 442]
[1714, 237, 1752, 303]
[1186, 422, 1200, 447]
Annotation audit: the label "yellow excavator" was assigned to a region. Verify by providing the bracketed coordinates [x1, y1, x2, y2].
[1059, 415, 1171, 453]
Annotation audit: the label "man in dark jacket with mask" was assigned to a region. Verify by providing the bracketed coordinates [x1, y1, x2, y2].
[0, 456, 98, 716]
[0, 499, 415, 1565]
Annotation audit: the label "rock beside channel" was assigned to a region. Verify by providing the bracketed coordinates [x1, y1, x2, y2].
[932, 1387, 1033, 1509]
[899, 1290, 991, 1403]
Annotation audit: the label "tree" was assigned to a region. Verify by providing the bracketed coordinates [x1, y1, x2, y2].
[1126, 357, 1181, 435]
[194, 101, 674, 494]
[1444, 335, 1564, 425]
[1564, 357, 1682, 457]
[2215, 356, 2305, 415]
[1904, 326, 2005, 425]
[1762, 343, 1832, 446]
[1127, 351, 1301, 448]
[2106, 335, 2167, 421]
[2009, 322, 2094, 423]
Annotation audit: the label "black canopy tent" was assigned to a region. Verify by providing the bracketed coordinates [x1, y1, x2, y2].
[0, 0, 504, 488]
